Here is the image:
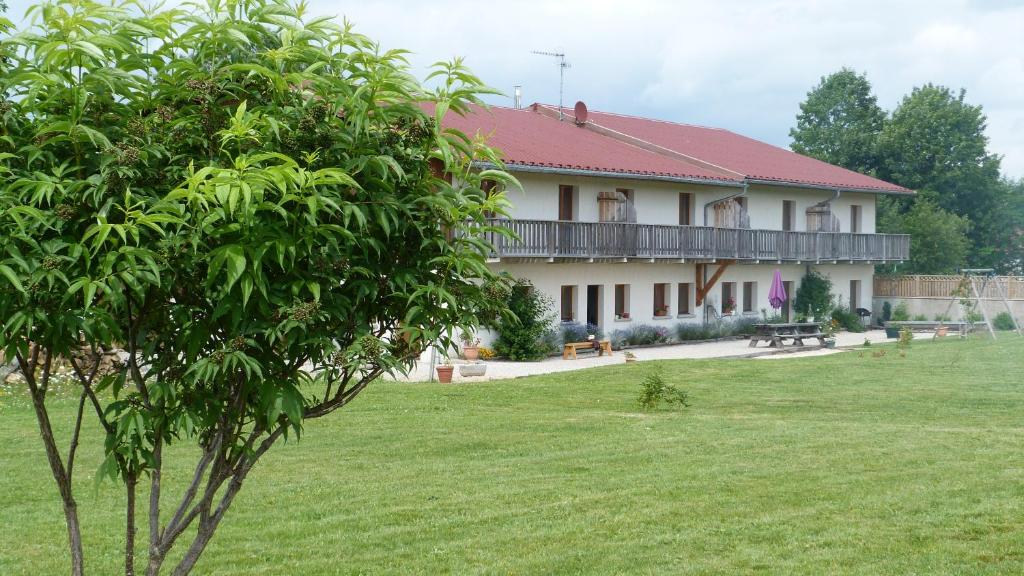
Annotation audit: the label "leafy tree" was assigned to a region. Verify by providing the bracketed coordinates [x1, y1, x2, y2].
[491, 279, 557, 361]
[790, 68, 886, 175]
[880, 198, 970, 273]
[0, 1, 514, 574]
[877, 84, 1005, 268]
[794, 270, 833, 320]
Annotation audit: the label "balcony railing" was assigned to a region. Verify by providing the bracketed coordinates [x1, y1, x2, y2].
[484, 218, 909, 262]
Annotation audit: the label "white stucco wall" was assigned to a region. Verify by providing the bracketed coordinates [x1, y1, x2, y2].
[503, 172, 878, 233]
[480, 261, 875, 345]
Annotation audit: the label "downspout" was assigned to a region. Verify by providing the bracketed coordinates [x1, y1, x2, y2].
[701, 182, 748, 325]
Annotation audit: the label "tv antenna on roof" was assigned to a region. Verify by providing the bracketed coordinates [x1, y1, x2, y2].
[532, 50, 570, 120]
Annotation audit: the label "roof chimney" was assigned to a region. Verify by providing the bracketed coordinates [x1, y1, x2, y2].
[513, 85, 522, 109]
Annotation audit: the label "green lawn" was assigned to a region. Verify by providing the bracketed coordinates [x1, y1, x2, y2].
[2, 337, 1023, 575]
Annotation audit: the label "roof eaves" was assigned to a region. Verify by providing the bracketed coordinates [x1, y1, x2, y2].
[476, 161, 745, 188]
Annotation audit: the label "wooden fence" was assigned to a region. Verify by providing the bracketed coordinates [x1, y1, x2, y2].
[874, 275, 1024, 300]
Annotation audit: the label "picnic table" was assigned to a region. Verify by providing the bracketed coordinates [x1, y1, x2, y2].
[749, 322, 826, 348]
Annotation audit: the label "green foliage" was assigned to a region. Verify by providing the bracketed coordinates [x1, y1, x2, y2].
[891, 302, 910, 322]
[790, 68, 886, 175]
[912, 314, 928, 322]
[882, 301, 892, 322]
[880, 198, 969, 273]
[559, 322, 604, 345]
[610, 324, 672, 348]
[794, 270, 832, 320]
[897, 327, 914, 349]
[0, 0, 514, 573]
[993, 312, 1017, 331]
[831, 306, 865, 333]
[491, 279, 557, 361]
[636, 366, 689, 410]
[673, 317, 758, 341]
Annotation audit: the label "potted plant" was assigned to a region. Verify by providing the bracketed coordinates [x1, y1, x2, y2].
[624, 351, 637, 363]
[823, 319, 838, 348]
[435, 358, 454, 383]
[654, 306, 668, 317]
[722, 297, 736, 316]
[884, 323, 901, 339]
[459, 330, 480, 360]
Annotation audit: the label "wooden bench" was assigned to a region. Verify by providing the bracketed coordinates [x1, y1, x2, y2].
[563, 340, 613, 360]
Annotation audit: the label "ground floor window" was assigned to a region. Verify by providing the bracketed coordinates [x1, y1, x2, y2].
[653, 283, 670, 316]
[721, 282, 736, 315]
[850, 279, 861, 310]
[677, 283, 692, 315]
[614, 284, 630, 320]
[560, 285, 576, 322]
[742, 281, 757, 313]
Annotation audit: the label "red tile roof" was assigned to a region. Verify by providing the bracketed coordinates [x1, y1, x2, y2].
[555, 105, 912, 194]
[437, 104, 742, 183]
[436, 102, 911, 194]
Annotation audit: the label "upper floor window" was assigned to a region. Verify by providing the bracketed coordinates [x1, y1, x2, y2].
[679, 192, 693, 225]
[558, 184, 576, 221]
[782, 200, 796, 231]
[850, 205, 862, 233]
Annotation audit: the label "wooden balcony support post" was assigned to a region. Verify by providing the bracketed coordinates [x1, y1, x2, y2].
[695, 259, 735, 306]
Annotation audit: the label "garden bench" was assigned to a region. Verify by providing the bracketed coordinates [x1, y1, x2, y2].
[749, 322, 826, 348]
[562, 340, 613, 360]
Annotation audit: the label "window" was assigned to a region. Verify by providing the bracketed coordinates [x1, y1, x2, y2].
[558, 184, 575, 221]
[850, 205, 862, 233]
[679, 192, 693, 225]
[742, 281, 757, 313]
[560, 285, 576, 322]
[653, 283, 670, 316]
[782, 200, 796, 231]
[721, 282, 736, 314]
[614, 284, 630, 319]
[849, 280, 861, 311]
[677, 283, 692, 315]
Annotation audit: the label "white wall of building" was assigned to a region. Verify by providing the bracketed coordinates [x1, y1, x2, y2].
[503, 173, 878, 233]
[481, 261, 874, 345]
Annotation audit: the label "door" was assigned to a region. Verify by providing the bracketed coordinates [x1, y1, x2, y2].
[587, 285, 601, 327]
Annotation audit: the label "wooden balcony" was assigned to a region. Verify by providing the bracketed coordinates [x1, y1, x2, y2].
[484, 218, 909, 263]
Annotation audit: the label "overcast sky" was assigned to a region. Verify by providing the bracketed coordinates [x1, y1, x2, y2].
[8, 0, 1024, 178]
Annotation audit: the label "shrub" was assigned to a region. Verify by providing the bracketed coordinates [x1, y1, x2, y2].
[559, 322, 604, 345]
[912, 314, 928, 321]
[897, 326, 913, 349]
[831, 306, 865, 332]
[611, 324, 672, 348]
[965, 311, 984, 323]
[675, 323, 714, 341]
[492, 280, 558, 361]
[993, 312, 1018, 331]
[882, 301, 892, 322]
[794, 270, 833, 320]
[478, 346, 496, 360]
[637, 366, 690, 410]
[891, 302, 910, 321]
[934, 314, 951, 322]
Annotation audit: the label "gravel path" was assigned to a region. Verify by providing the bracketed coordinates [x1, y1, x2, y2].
[395, 329, 928, 383]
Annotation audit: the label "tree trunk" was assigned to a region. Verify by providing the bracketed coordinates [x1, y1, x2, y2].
[126, 473, 138, 576]
[64, 499, 85, 576]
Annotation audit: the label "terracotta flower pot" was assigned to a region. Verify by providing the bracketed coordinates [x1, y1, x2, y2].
[462, 346, 479, 360]
[436, 365, 454, 383]
[936, 326, 948, 337]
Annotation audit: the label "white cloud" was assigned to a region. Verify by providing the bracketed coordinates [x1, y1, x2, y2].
[5, 0, 1023, 177]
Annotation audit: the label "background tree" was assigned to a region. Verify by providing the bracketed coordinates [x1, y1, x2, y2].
[0, 1, 514, 574]
[876, 84, 1007, 270]
[789, 68, 886, 175]
[879, 198, 970, 274]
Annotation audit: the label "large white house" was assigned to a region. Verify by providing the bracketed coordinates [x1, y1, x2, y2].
[443, 102, 912, 335]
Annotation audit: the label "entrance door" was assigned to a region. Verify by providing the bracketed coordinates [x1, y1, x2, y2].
[782, 281, 794, 321]
[587, 285, 601, 327]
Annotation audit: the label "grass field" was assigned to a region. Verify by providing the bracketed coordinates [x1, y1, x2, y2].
[2, 336, 1023, 575]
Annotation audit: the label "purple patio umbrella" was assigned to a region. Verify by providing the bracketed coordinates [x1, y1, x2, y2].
[768, 269, 787, 309]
